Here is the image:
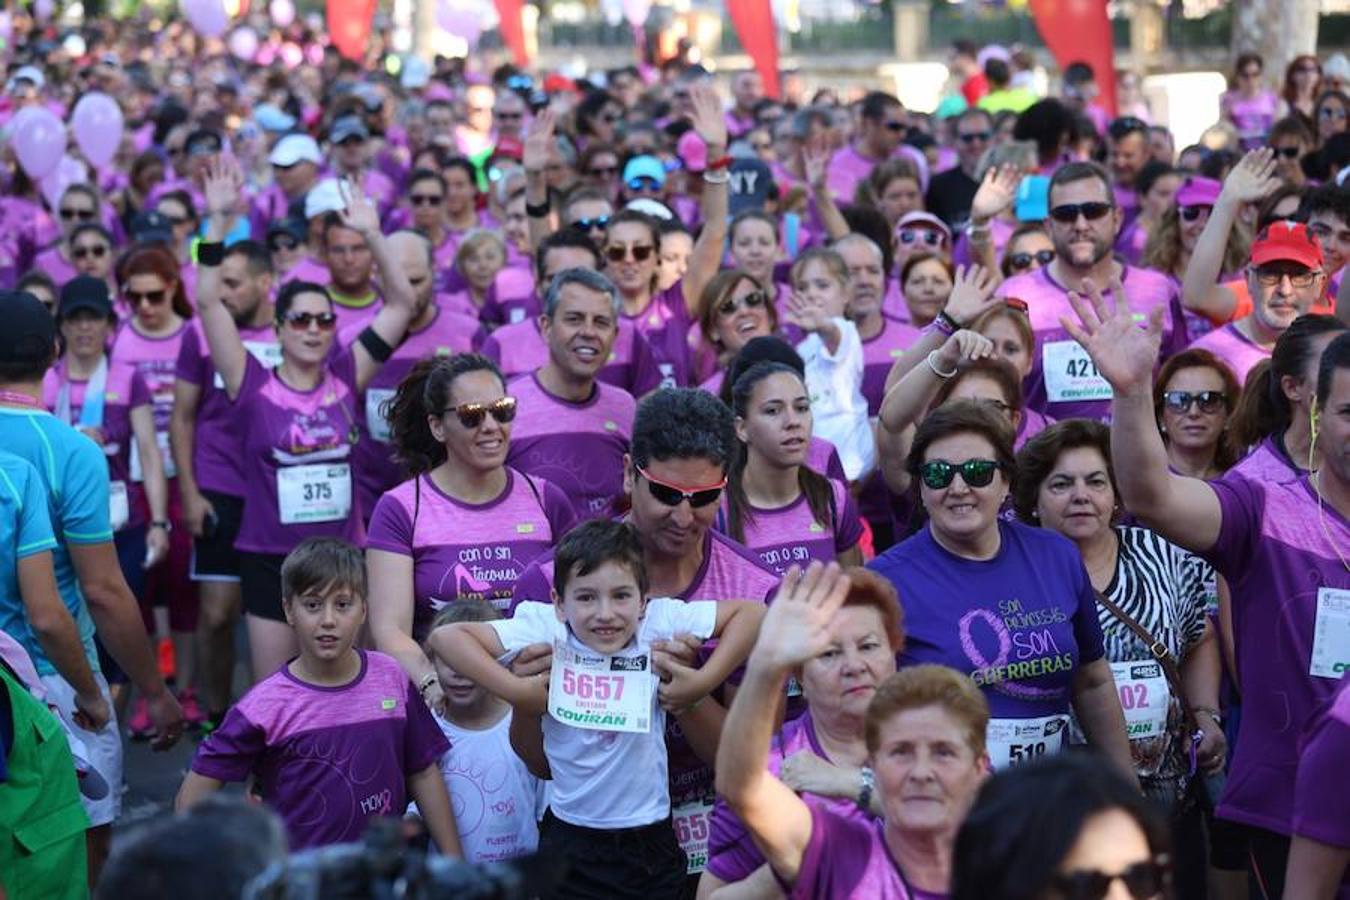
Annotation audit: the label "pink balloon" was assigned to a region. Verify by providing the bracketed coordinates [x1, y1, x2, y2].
[228, 26, 259, 60]
[622, 0, 650, 27]
[180, 0, 229, 39]
[39, 157, 88, 213]
[8, 107, 67, 180]
[0, 12, 12, 43]
[269, 0, 295, 28]
[34, 0, 53, 23]
[71, 93, 124, 171]
[437, 0, 483, 44]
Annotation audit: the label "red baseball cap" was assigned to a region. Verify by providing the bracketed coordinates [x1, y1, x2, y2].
[1250, 220, 1324, 270]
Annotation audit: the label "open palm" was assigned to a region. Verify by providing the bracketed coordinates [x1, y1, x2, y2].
[752, 563, 852, 671]
[1061, 277, 1165, 395]
[970, 165, 1020, 224]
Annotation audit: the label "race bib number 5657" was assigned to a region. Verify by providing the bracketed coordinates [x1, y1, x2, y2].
[548, 641, 653, 733]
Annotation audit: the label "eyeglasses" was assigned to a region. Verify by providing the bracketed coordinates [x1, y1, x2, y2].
[1049, 202, 1114, 224]
[1272, 145, 1302, 159]
[574, 215, 611, 233]
[1163, 390, 1227, 414]
[1180, 205, 1212, 222]
[1239, 69, 1262, 79]
[1252, 267, 1319, 288]
[637, 465, 726, 508]
[958, 130, 992, 144]
[717, 289, 768, 317]
[1320, 106, 1347, 120]
[1008, 249, 1055, 271]
[1295, 64, 1321, 74]
[125, 289, 168, 307]
[751, 141, 772, 152]
[1051, 859, 1169, 900]
[73, 244, 109, 260]
[627, 177, 662, 192]
[588, 165, 619, 179]
[884, 120, 908, 133]
[898, 228, 944, 247]
[919, 458, 1001, 490]
[605, 243, 654, 263]
[495, 111, 524, 121]
[445, 396, 517, 429]
[269, 236, 299, 253]
[282, 311, 338, 331]
[410, 193, 443, 206]
[60, 207, 96, 221]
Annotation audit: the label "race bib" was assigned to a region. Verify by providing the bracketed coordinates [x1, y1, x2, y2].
[129, 430, 177, 482]
[216, 340, 283, 389]
[1042, 340, 1111, 404]
[1310, 587, 1350, 679]
[672, 798, 713, 874]
[1111, 660, 1171, 741]
[548, 640, 653, 733]
[365, 388, 396, 442]
[276, 463, 352, 524]
[986, 714, 1070, 770]
[109, 480, 129, 532]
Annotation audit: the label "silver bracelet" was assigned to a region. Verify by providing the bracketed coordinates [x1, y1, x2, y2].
[702, 169, 730, 185]
[926, 350, 958, 379]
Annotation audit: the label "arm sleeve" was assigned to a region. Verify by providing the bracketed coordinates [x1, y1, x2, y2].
[60, 437, 113, 545]
[706, 796, 767, 882]
[129, 370, 152, 410]
[541, 481, 578, 539]
[832, 481, 864, 553]
[1198, 474, 1261, 582]
[1292, 691, 1350, 847]
[648, 598, 719, 641]
[365, 492, 415, 556]
[190, 706, 267, 782]
[489, 601, 557, 652]
[16, 463, 58, 558]
[173, 327, 205, 383]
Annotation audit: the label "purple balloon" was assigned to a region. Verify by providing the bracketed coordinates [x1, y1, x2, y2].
[228, 26, 259, 60]
[71, 93, 124, 171]
[269, 0, 295, 28]
[437, 0, 483, 44]
[40, 156, 89, 213]
[622, 0, 650, 27]
[8, 107, 67, 180]
[180, 0, 229, 39]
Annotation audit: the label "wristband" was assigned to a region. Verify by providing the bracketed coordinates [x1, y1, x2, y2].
[525, 199, 551, 218]
[937, 309, 964, 332]
[703, 169, 730, 185]
[930, 313, 956, 337]
[856, 766, 875, 811]
[150, 520, 173, 532]
[196, 241, 225, 267]
[706, 155, 733, 171]
[357, 326, 395, 362]
[925, 350, 958, 379]
[417, 672, 438, 695]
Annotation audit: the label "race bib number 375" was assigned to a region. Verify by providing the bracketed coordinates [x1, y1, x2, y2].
[277, 463, 352, 524]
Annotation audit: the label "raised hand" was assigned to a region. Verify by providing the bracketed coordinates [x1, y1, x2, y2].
[969, 164, 1021, 225]
[202, 156, 244, 220]
[1060, 276, 1165, 396]
[784, 289, 831, 334]
[1220, 148, 1281, 206]
[522, 108, 557, 174]
[338, 178, 380, 238]
[942, 264, 999, 326]
[687, 82, 728, 152]
[749, 563, 853, 673]
[933, 329, 995, 372]
[802, 134, 831, 192]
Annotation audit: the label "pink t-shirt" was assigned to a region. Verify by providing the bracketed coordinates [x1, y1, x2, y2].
[479, 318, 664, 398]
[110, 320, 189, 434]
[33, 246, 78, 287]
[284, 255, 331, 287]
[720, 479, 863, 575]
[1223, 90, 1280, 150]
[1187, 321, 1268, 386]
[860, 316, 922, 416]
[367, 469, 575, 637]
[786, 801, 944, 899]
[190, 649, 449, 850]
[504, 373, 636, 518]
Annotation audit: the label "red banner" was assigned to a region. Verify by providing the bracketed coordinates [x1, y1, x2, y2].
[493, 0, 528, 66]
[727, 0, 780, 100]
[1028, 0, 1117, 118]
[327, 0, 376, 61]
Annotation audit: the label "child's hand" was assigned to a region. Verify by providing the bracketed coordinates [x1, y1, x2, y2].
[653, 652, 709, 713]
[509, 642, 553, 678]
[650, 633, 703, 671]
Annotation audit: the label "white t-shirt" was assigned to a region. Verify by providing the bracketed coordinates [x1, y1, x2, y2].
[436, 710, 547, 863]
[797, 317, 874, 480]
[491, 598, 718, 829]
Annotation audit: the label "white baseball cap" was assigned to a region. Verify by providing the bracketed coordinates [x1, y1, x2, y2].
[269, 133, 323, 168]
[304, 178, 347, 220]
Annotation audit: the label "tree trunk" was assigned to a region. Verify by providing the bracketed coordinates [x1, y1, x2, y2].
[1231, 0, 1320, 85]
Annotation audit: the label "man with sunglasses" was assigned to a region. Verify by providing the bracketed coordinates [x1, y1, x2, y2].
[995, 160, 1187, 422]
[927, 108, 994, 228]
[826, 91, 912, 203]
[511, 387, 780, 879]
[249, 134, 323, 240]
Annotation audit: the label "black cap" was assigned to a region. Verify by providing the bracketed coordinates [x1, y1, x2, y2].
[267, 217, 306, 244]
[0, 291, 57, 368]
[58, 276, 114, 320]
[728, 336, 805, 388]
[184, 128, 224, 156]
[130, 210, 174, 247]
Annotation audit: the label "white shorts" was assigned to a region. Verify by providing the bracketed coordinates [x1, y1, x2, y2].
[39, 672, 123, 827]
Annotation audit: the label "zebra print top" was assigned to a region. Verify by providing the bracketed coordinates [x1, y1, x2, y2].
[1085, 526, 1213, 795]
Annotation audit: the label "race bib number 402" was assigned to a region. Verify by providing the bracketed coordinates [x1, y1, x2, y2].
[1110, 660, 1171, 741]
[548, 641, 653, 733]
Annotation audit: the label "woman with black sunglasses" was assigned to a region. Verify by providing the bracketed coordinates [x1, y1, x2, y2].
[366, 353, 576, 714]
[695, 269, 778, 394]
[869, 401, 1135, 779]
[194, 159, 416, 683]
[1153, 349, 1241, 481]
[33, 184, 108, 288]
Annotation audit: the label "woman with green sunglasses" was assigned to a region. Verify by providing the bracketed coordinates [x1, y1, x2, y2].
[867, 401, 1135, 779]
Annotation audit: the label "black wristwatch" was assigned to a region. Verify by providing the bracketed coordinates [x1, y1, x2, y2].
[150, 520, 173, 533]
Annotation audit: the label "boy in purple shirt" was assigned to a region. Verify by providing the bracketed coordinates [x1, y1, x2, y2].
[177, 538, 460, 854]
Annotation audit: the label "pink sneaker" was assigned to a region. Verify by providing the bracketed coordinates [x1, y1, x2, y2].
[127, 697, 153, 740]
[179, 689, 205, 727]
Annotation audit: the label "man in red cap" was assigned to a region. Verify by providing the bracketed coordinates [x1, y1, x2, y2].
[1189, 220, 1328, 382]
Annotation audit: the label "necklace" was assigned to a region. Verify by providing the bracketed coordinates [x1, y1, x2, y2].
[0, 390, 44, 409]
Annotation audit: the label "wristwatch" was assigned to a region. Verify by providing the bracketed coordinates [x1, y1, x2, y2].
[856, 766, 876, 811]
[150, 520, 173, 533]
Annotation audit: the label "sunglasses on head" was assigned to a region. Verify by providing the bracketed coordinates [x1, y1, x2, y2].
[919, 458, 1001, 491]
[717, 289, 768, 317]
[605, 243, 654, 263]
[1272, 146, 1302, 159]
[1049, 202, 1114, 224]
[958, 130, 992, 144]
[282, 310, 337, 331]
[1179, 205, 1212, 222]
[627, 177, 662, 192]
[410, 193, 443, 206]
[1163, 390, 1226, 414]
[73, 244, 109, 260]
[1009, 249, 1055, 271]
[1052, 859, 1169, 900]
[574, 215, 611, 233]
[60, 207, 96, 221]
[899, 228, 944, 247]
[126, 289, 168, 307]
[446, 396, 517, 429]
[637, 465, 726, 508]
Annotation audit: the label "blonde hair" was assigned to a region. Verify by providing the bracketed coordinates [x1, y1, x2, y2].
[865, 665, 991, 757]
[454, 229, 507, 272]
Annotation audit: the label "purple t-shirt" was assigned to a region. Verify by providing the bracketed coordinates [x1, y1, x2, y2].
[504, 373, 635, 518]
[720, 479, 864, 575]
[192, 649, 448, 849]
[1015, 408, 1056, 452]
[480, 318, 664, 397]
[232, 350, 364, 554]
[625, 284, 693, 388]
[1229, 434, 1302, 485]
[42, 359, 152, 530]
[1200, 472, 1350, 835]
[707, 712, 873, 883]
[825, 144, 883, 205]
[339, 307, 483, 518]
[1293, 677, 1350, 898]
[868, 521, 1105, 722]
[477, 266, 539, 328]
[1187, 321, 1268, 386]
[860, 316, 923, 416]
[785, 800, 946, 900]
[995, 265, 1188, 421]
[175, 321, 280, 496]
[1223, 90, 1280, 150]
[110, 320, 190, 435]
[366, 469, 576, 638]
